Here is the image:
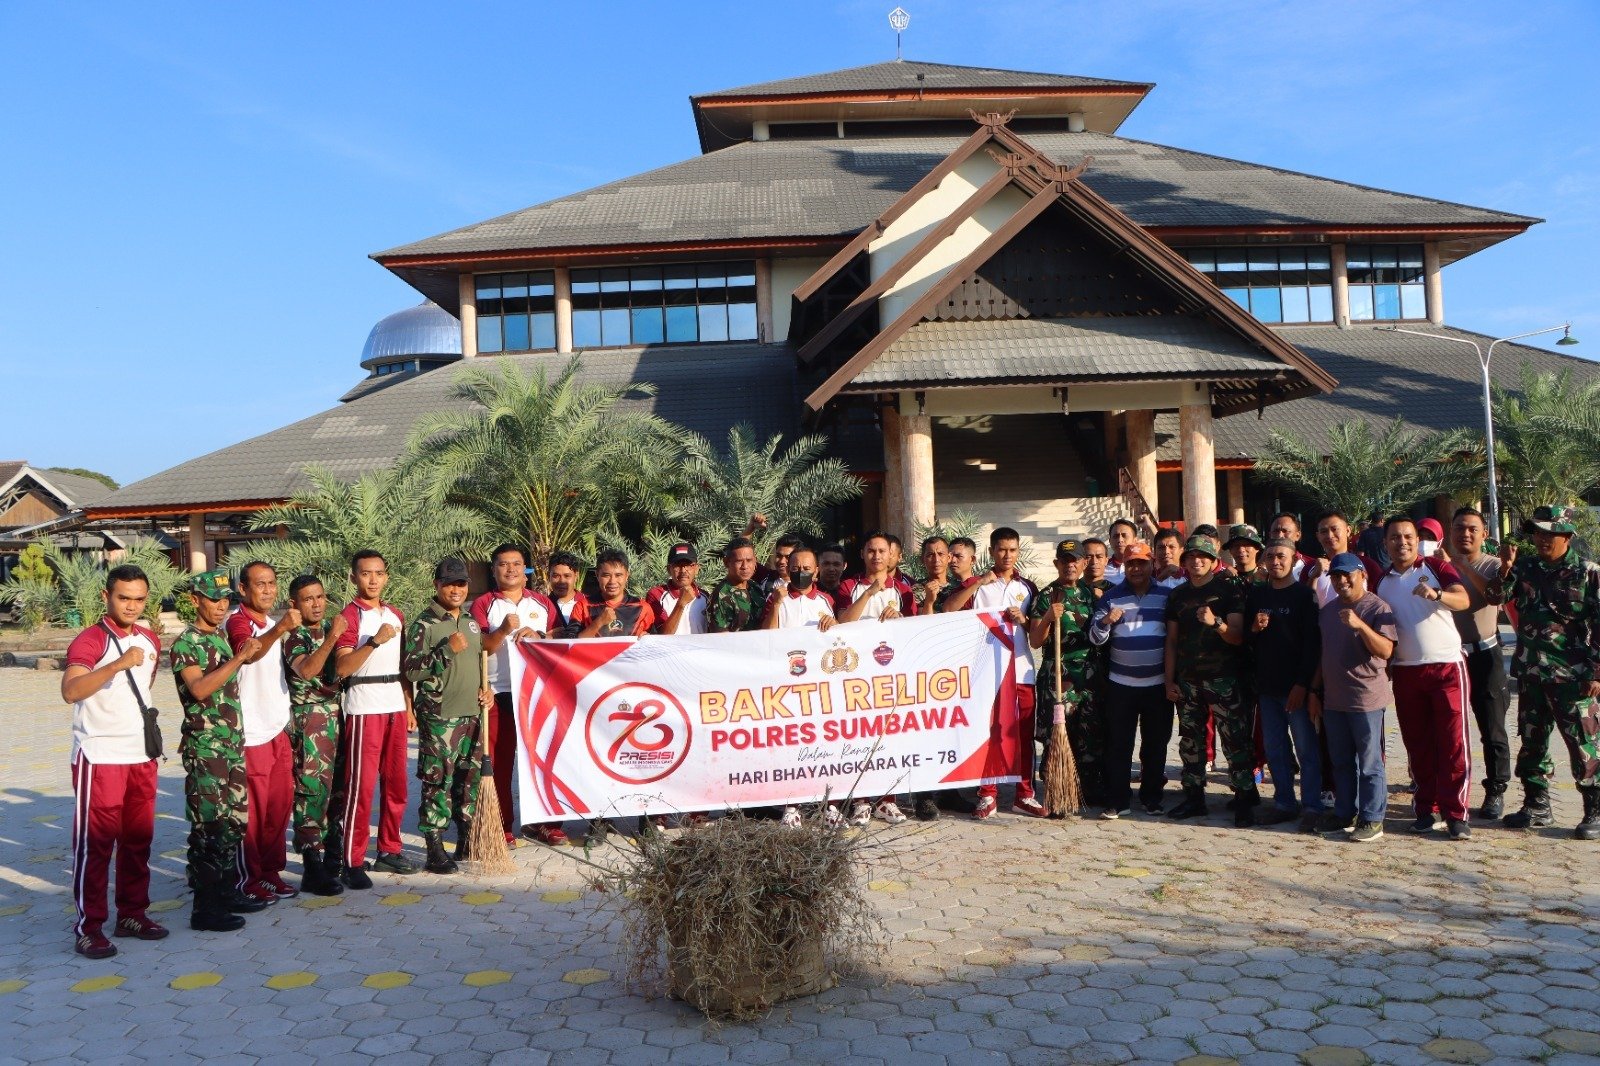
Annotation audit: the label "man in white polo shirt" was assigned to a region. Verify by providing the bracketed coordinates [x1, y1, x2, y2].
[470, 543, 558, 846]
[763, 546, 837, 827]
[1378, 516, 1474, 840]
[60, 565, 165, 959]
[647, 542, 709, 635]
[225, 561, 301, 903]
[333, 549, 417, 888]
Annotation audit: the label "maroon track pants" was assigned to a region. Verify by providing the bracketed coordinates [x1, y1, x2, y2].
[340, 711, 409, 867]
[489, 693, 518, 836]
[241, 730, 292, 886]
[980, 687, 1037, 802]
[1393, 660, 1472, 823]
[71, 753, 156, 937]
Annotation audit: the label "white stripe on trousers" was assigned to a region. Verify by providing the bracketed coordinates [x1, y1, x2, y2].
[71, 752, 91, 937]
[1455, 657, 1473, 814]
[342, 714, 365, 869]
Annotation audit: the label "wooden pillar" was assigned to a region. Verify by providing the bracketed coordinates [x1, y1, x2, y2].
[881, 406, 904, 535]
[187, 512, 208, 574]
[457, 274, 478, 358]
[1125, 409, 1159, 518]
[1179, 393, 1217, 532]
[755, 258, 773, 344]
[901, 412, 935, 539]
[1226, 469, 1246, 526]
[1423, 242, 1444, 325]
[554, 267, 573, 354]
[1331, 243, 1350, 329]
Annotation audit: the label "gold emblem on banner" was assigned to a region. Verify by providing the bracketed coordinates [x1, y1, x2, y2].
[821, 640, 859, 675]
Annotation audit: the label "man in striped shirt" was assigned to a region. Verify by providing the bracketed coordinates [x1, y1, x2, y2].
[1090, 543, 1174, 818]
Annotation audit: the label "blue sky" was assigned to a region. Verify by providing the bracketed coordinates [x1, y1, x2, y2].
[3, 1, 1596, 486]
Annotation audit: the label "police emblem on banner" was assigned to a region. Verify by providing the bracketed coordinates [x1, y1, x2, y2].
[873, 641, 895, 666]
[787, 650, 807, 677]
[821, 640, 859, 675]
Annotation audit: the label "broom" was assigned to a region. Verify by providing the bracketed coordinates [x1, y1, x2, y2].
[466, 649, 516, 875]
[1042, 594, 1083, 817]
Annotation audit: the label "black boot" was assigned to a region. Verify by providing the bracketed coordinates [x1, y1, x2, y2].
[424, 833, 458, 874]
[454, 820, 473, 863]
[1477, 784, 1506, 821]
[1168, 786, 1209, 820]
[189, 885, 246, 933]
[1503, 788, 1554, 829]
[1575, 787, 1600, 841]
[322, 823, 345, 879]
[299, 850, 344, 897]
[1233, 788, 1260, 828]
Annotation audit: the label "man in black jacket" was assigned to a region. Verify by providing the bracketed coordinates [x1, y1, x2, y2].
[1248, 538, 1323, 832]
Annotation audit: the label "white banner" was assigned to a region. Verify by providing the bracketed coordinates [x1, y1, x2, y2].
[509, 611, 1024, 823]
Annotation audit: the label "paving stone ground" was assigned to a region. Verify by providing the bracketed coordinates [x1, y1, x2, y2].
[2, 666, 1598, 1065]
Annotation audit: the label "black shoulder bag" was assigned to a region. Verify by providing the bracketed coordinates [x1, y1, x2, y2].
[105, 624, 164, 761]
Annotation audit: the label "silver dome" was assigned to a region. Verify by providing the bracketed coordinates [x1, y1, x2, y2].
[359, 301, 462, 368]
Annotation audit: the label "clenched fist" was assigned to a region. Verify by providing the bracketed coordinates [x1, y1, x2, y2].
[116, 646, 146, 670]
[1338, 608, 1363, 631]
[328, 612, 349, 639]
[373, 623, 398, 646]
[448, 631, 469, 654]
[1195, 604, 1216, 627]
[1104, 605, 1125, 626]
[237, 637, 263, 660]
[282, 607, 303, 629]
[1252, 610, 1270, 633]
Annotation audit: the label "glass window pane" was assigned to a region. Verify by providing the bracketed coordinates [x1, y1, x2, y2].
[725, 281, 756, 305]
[1248, 254, 1279, 287]
[600, 268, 630, 293]
[571, 270, 599, 293]
[502, 315, 530, 351]
[698, 304, 728, 342]
[629, 266, 662, 293]
[1221, 288, 1249, 311]
[1400, 284, 1426, 320]
[728, 302, 758, 340]
[477, 316, 503, 353]
[475, 275, 501, 301]
[531, 313, 556, 351]
[1309, 286, 1333, 322]
[630, 307, 664, 344]
[698, 263, 727, 287]
[664, 264, 696, 289]
[601, 307, 630, 345]
[1280, 287, 1310, 323]
[1349, 286, 1375, 321]
[1185, 250, 1215, 272]
[1249, 287, 1283, 323]
[529, 272, 555, 296]
[1278, 248, 1307, 273]
[529, 289, 554, 314]
[572, 309, 602, 348]
[1374, 284, 1401, 319]
[725, 263, 756, 287]
[665, 305, 698, 342]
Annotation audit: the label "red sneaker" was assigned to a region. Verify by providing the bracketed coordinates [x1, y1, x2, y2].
[74, 931, 117, 959]
[113, 915, 169, 940]
[973, 796, 998, 820]
[265, 876, 300, 899]
[241, 879, 277, 904]
[526, 824, 570, 847]
[1012, 796, 1048, 818]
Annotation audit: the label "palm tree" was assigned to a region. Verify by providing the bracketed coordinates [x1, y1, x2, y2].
[0, 537, 182, 629]
[667, 424, 862, 559]
[1254, 416, 1482, 521]
[403, 358, 683, 574]
[242, 465, 491, 615]
[1493, 364, 1600, 530]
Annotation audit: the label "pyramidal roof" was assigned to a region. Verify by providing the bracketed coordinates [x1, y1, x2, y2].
[695, 59, 1151, 98]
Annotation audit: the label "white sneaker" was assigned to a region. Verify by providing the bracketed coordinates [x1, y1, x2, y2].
[848, 801, 872, 827]
[780, 806, 802, 828]
[824, 803, 844, 829]
[874, 800, 907, 824]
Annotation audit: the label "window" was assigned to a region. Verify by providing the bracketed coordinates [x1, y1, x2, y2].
[1183, 247, 1334, 324]
[1347, 244, 1426, 321]
[373, 360, 419, 377]
[475, 271, 556, 353]
[571, 261, 757, 348]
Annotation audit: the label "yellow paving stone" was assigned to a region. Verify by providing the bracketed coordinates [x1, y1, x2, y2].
[561, 967, 609, 986]
[1299, 1049, 1370, 1066]
[299, 895, 342, 910]
[29, 813, 60, 823]
[540, 890, 582, 904]
[1178, 1057, 1237, 1066]
[148, 899, 184, 913]
[1060, 944, 1112, 961]
[0, 905, 28, 917]
[264, 971, 318, 990]
[463, 969, 513, 987]
[1109, 867, 1151, 878]
[1420, 1039, 1490, 1064]
[379, 892, 422, 907]
[71, 975, 124, 993]
[461, 891, 502, 905]
[868, 879, 908, 893]
[363, 971, 413, 989]
[0, 980, 27, 995]
[161, 849, 186, 859]
[169, 972, 222, 990]
[28, 851, 64, 863]
[1548, 1031, 1600, 1055]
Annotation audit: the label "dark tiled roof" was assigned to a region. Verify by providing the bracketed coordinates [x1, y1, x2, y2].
[376, 131, 1536, 262]
[849, 316, 1285, 388]
[98, 345, 802, 511]
[695, 60, 1150, 98]
[1155, 325, 1600, 461]
[0, 465, 113, 508]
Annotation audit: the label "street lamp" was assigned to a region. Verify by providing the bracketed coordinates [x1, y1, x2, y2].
[1379, 323, 1580, 538]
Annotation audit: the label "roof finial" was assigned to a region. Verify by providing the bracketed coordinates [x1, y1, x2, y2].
[888, 7, 909, 61]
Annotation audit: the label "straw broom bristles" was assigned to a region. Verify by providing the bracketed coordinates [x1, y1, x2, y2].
[1041, 601, 1082, 817]
[469, 651, 516, 876]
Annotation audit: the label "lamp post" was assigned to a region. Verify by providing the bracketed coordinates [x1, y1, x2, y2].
[1379, 323, 1579, 538]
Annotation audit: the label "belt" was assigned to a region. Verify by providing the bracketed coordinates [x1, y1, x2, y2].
[1461, 636, 1499, 654]
[344, 673, 402, 687]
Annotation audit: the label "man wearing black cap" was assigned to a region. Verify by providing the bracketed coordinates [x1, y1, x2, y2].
[1029, 538, 1103, 812]
[404, 558, 492, 873]
[646, 542, 708, 635]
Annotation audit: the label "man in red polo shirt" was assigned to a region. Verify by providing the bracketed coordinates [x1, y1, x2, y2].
[332, 549, 417, 887]
[470, 543, 558, 846]
[60, 565, 165, 959]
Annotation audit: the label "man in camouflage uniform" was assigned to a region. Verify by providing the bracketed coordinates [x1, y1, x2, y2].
[404, 558, 492, 873]
[282, 574, 346, 895]
[1488, 505, 1600, 839]
[1163, 535, 1256, 825]
[707, 537, 764, 633]
[1029, 538, 1102, 812]
[170, 570, 267, 931]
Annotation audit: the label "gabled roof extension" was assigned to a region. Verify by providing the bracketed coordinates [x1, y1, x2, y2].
[696, 60, 1152, 99]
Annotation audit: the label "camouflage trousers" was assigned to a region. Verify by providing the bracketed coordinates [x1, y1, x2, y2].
[290, 701, 341, 852]
[416, 714, 483, 835]
[1036, 677, 1104, 806]
[1176, 675, 1255, 793]
[1514, 681, 1600, 790]
[182, 740, 247, 888]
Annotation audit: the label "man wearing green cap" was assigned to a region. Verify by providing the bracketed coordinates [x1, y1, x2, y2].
[1028, 538, 1102, 811]
[1224, 525, 1268, 588]
[1164, 535, 1255, 824]
[1488, 505, 1600, 839]
[170, 570, 267, 931]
